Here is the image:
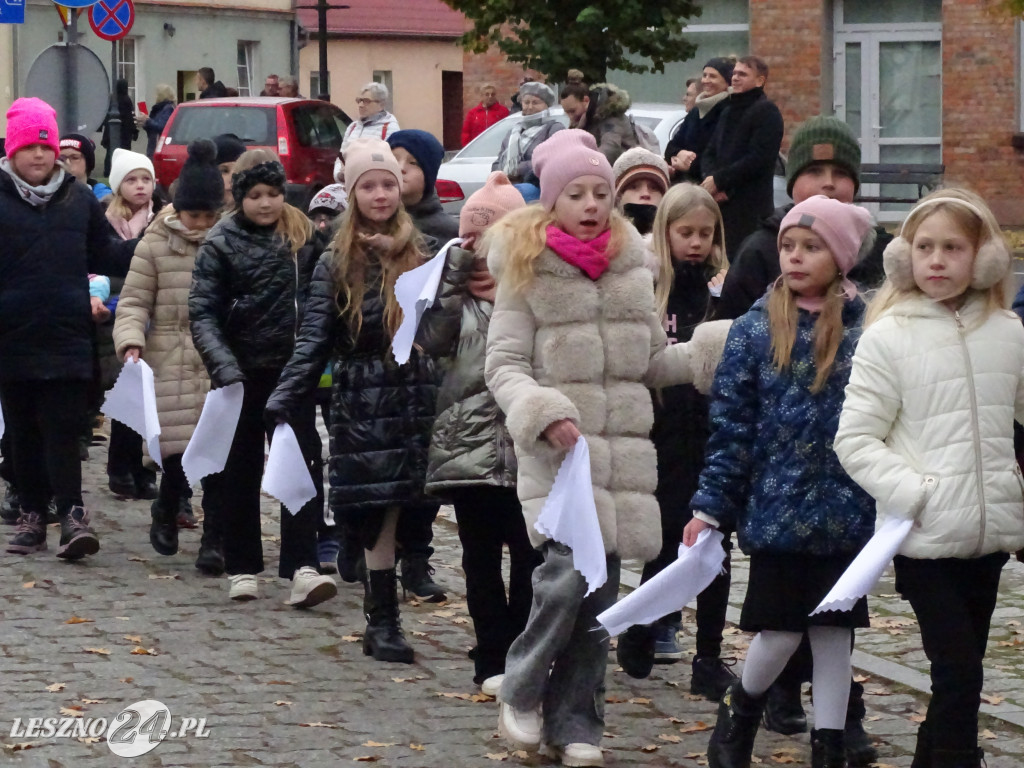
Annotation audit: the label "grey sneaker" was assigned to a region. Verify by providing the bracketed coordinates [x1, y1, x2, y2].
[56, 506, 99, 560]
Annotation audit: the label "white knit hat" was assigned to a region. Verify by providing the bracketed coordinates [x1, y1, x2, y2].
[109, 148, 155, 194]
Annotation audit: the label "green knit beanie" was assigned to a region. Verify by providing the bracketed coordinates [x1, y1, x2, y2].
[786, 116, 861, 196]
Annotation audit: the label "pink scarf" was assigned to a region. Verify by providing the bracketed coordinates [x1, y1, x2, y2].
[107, 202, 153, 240]
[545, 226, 611, 280]
[795, 278, 858, 313]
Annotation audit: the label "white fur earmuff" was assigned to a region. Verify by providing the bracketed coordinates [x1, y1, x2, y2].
[882, 197, 1010, 291]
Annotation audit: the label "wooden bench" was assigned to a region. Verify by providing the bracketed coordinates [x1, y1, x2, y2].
[855, 163, 945, 204]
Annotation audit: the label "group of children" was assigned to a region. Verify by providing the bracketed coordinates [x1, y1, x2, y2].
[1, 93, 1021, 768]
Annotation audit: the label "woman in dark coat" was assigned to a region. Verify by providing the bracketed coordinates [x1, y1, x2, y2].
[101, 78, 139, 177]
[663, 57, 734, 185]
[266, 139, 437, 665]
[142, 84, 176, 158]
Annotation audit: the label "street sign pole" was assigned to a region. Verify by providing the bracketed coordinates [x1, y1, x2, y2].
[65, 9, 78, 133]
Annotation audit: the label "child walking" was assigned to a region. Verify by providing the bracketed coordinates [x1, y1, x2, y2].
[683, 195, 877, 768]
[616, 184, 736, 694]
[1, 97, 135, 558]
[418, 171, 542, 691]
[190, 149, 336, 606]
[266, 139, 439, 663]
[113, 139, 221, 557]
[485, 130, 726, 768]
[835, 189, 1024, 768]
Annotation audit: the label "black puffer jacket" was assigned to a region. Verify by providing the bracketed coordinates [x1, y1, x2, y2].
[189, 213, 321, 387]
[0, 169, 136, 381]
[406, 190, 459, 246]
[266, 252, 438, 516]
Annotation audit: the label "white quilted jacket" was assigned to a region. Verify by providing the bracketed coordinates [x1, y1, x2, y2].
[835, 293, 1024, 559]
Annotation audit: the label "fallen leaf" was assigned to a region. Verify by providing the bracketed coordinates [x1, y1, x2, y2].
[510, 750, 529, 759]
[130, 646, 158, 656]
[909, 714, 926, 723]
[22, 581, 34, 589]
[353, 757, 381, 762]
[59, 706, 84, 717]
[641, 744, 660, 752]
[299, 722, 338, 728]
[770, 756, 798, 765]
[147, 573, 179, 580]
[77, 736, 103, 744]
[65, 615, 93, 625]
[123, 635, 143, 644]
[981, 694, 1004, 705]
[363, 741, 395, 747]
[659, 733, 682, 743]
[628, 697, 652, 705]
[853, 674, 869, 683]
[981, 729, 997, 740]
[680, 721, 711, 734]
[3, 742, 41, 752]
[484, 753, 508, 761]
[341, 635, 361, 642]
[412, 631, 428, 637]
[127, 556, 148, 562]
[45, 683, 66, 692]
[866, 715, 882, 721]
[273, 700, 292, 707]
[605, 695, 628, 703]
[723, 627, 742, 635]
[452, 617, 469, 625]
[119, 677, 133, 683]
[80, 698, 104, 704]
[409, 743, 425, 751]
[83, 647, 110, 655]
[115, 617, 130, 621]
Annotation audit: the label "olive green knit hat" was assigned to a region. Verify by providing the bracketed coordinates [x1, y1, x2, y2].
[785, 116, 861, 196]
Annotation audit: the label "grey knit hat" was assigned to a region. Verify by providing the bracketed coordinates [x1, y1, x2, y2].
[612, 147, 670, 199]
[519, 81, 556, 107]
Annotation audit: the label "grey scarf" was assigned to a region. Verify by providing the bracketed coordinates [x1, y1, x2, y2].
[696, 89, 730, 119]
[502, 110, 550, 179]
[0, 157, 66, 207]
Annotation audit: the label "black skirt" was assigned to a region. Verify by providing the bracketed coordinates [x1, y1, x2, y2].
[739, 550, 869, 633]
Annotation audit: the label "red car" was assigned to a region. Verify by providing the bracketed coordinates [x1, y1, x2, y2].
[153, 97, 350, 206]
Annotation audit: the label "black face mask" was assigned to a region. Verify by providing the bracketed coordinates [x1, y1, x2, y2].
[622, 203, 658, 236]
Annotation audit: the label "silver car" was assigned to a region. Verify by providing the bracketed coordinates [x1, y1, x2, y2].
[436, 103, 687, 214]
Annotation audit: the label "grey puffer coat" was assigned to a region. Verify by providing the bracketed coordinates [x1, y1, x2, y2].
[419, 246, 516, 493]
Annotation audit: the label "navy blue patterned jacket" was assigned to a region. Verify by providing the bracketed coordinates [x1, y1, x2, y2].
[690, 294, 875, 556]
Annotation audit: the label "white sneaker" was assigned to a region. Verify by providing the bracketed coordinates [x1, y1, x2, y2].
[498, 700, 541, 751]
[481, 674, 504, 697]
[228, 574, 258, 601]
[561, 743, 604, 767]
[286, 566, 338, 608]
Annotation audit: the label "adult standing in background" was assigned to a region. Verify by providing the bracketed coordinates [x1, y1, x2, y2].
[340, 82, 400, 153]
[682, 78, 699, 112]
[700, 55, 784, 258]
[260, 74, 280, 97]
[491, 82, 563, 201]
[197, 68, 227, 99]
[101, 78, 139, 178]
[141, 84, 176, 159]
[461, 84, 509, 147]
[664, 58, 734, 186]
[279, 75, 301, 98]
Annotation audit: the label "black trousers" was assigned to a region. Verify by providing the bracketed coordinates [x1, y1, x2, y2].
[894, 552, 1009, 753]
[202, 372, 321, 579]
[106, 419, 145, 478]
[158, 453, 188, 509]
[451, 485, 542, 681]
[641, 494, 732, 658]
[0, 380, 87, 516]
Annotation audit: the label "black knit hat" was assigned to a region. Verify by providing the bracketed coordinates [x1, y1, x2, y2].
[174, 139, 224, 212]
[231, 160, 286, 204]
[59, 133, 96, 174]
[704, 57, 735, 85]
[213, 133, 246, 165]
[785, 116, 861, 196]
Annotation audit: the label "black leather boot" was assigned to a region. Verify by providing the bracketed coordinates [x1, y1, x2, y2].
[932, 748, 984, 768]
[762, 678, 807, 735]
[844, 681, 877, 766]
[149, 500, 178, 556]
[399, 555, 446, 602]
[811, 728, 847, 768]
[616, 624, 655, 679]
[363, 568, 414, 663]
[194, 529, 225, 576]
[910, 722, 931, 768]
[708, 680, 765, 768]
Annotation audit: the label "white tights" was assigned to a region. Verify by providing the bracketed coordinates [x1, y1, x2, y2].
[740, 626, 852, 730]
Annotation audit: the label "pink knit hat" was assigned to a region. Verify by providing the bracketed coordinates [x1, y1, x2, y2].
[532, 129, 615, 211]
[778, 195, 873, 276]
[459, 171, 525, 237]
[5, 97, 60, 158]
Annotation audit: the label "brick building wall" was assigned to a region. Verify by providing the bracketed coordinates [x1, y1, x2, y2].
[941, 0, 1024, 224]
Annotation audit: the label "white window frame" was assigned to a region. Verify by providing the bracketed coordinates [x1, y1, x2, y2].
[237, 41, 256, 96]
[116, 36, 142, 107]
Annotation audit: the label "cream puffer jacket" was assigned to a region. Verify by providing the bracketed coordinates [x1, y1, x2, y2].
[835, 293, 1024, 559]
[113, 209, 211, 457]
[484, 226, 731, 561]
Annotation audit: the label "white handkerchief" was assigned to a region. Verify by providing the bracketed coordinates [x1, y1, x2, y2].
[262, 423, 316, 515]
[596, 529, 726, 637]
[101, 358, 163, 467]
[391, 238, 460, 365]
[534, 437, 607, 595]
[0, 404, 5, 441]
[811, 518, 914, 615]
[182, 382, 243, 486]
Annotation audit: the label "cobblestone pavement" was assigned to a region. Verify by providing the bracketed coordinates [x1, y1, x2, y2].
[1, 432, 1024, 767]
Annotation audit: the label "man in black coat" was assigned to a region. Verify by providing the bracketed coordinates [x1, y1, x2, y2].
[197, 67, 228, 100]
[701, 56, 784, 258]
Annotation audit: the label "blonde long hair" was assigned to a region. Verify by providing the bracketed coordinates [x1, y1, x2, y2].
[230, 149, 311, 255]
[481, 206, 631, 296]
[328, 202, 423, 341]
[651, 183, 728, 317]
[865, 188, 1010, 326]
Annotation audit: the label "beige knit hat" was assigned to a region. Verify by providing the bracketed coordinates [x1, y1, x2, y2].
[612, 147, 670, 200]
[459, 171, 525, 237]
[342, 138, 401, 190]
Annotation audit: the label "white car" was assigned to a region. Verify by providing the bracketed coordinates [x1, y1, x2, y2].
[436, 103, 686, 214]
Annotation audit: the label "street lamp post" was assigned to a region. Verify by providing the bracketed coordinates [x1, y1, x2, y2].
[296, 0, 349, 102]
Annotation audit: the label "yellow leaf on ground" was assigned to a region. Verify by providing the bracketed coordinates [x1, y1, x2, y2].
[45, 683, 65, 692]
[628, 697, 652, 705]
[59, 706, 84, 717]
[659, 733, 682, 743]
[65, 616, 93, 624]
[641, 744, 660, 752]
[130, 647, 158, 656]
[83, 648, 110, 655]
[680, 721, 711, 733]
[273, 700, 292, 706]
[127, 556, 148, 562]
[77, 736, 103, 744]
[409, 744, 425, 750]
[981, 729, 997, 740]
[3, 742, 41, 752]
[510, 751, 529, 759]
[981, 694, 1004, 705]
[909, 714, 926, 723]
[853, 674, 869, 683]
[80, 698, 103, 704]
[119, 677, 133, 683]
[484, 753, 508, 761]
[605, 695, 628, 703]
[341, 635, 361, 642]
[363, 741, 395, 747]
[22, 582, 34, 589]
[123, 635, 143, 644]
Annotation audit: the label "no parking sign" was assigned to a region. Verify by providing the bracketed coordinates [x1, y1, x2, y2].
[88, 0, 133, 41]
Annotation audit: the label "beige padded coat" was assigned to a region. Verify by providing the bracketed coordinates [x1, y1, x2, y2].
[484, 225, 728, 562]
[112, 209, 210, 457]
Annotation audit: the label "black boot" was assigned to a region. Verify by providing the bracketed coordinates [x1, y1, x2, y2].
[762, 679, 807, 735]
[399, 555, 446, 602]
[932, 748, 984, 768]
[149, 501, 178, 556]
[811, 728, 847, 768]
[363, 568, 414, 663]
[692, 655, 739, 702]
[616, 624, 655, 679]
[910, 722, 931, 768]
[708, 680, 765, 768]
[844, 681, 877, 767]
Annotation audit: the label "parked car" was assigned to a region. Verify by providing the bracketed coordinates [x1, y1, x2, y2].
[437, 103, 790, 213]
[153, 97, 351, 207]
